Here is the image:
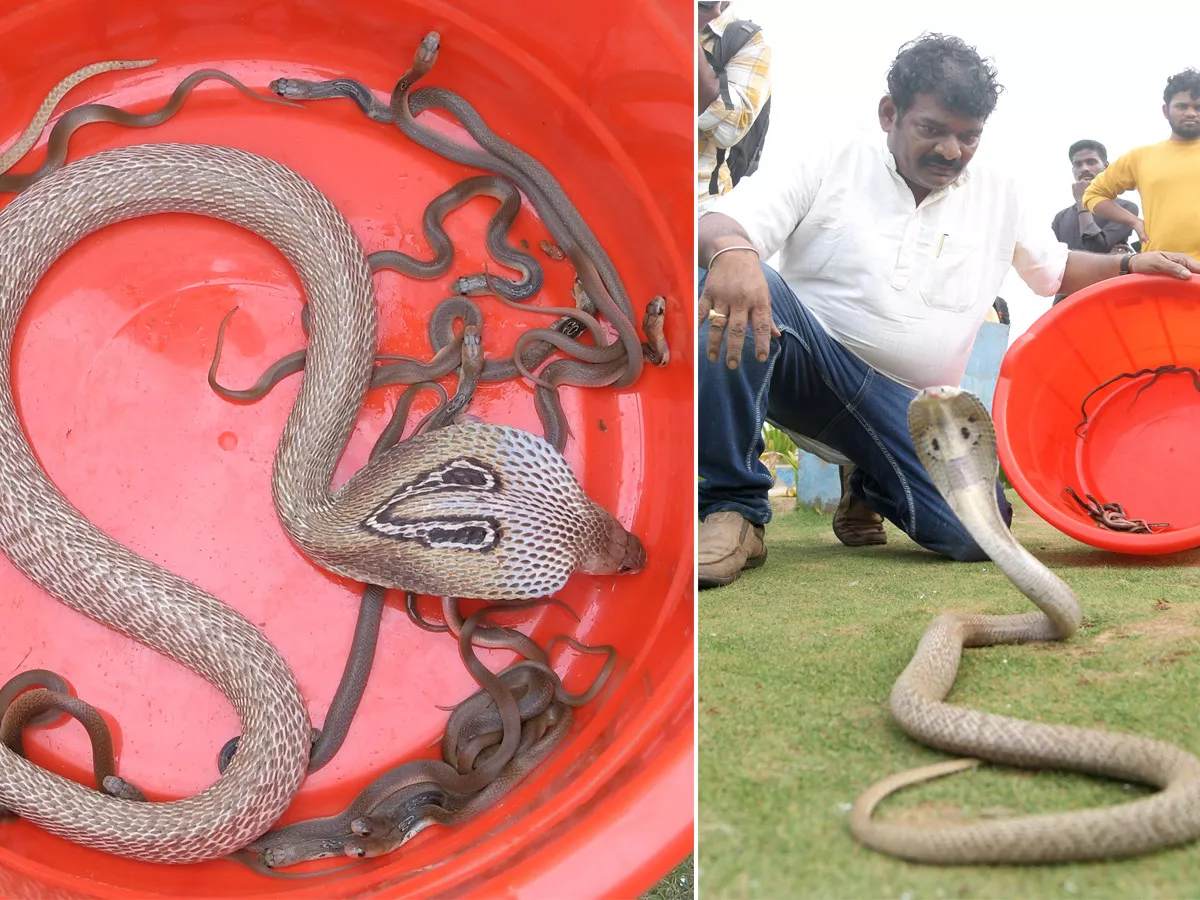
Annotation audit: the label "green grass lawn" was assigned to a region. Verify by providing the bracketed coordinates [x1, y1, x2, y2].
[645, 855, 694, 899]
[699, 498, 1200, 899]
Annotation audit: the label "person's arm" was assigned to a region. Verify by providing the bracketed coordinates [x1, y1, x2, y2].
[696, 31, 772, 149]
[697, 41, 719, 110]
[1072, 180, 1104, 241]
[1057, 249, 1199, 294]
[1082, 198, 1137, 254]
[696, 138, 829, 367]
[1013, 195, 1197, 299]
[699, 135, 826, 265]
[1082, 154, 1147, 244]
[1090, 199, 1145, 244]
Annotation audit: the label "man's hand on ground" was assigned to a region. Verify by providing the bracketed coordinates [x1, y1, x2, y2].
[698, 247, 779, 369]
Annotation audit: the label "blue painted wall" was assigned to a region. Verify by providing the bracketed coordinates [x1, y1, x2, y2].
[776, 321, 1011, 512]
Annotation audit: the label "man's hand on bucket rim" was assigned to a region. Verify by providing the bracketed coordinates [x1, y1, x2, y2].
[1129, 250, 1200, 280]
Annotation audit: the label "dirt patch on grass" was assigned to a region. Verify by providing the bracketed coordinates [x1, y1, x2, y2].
[1038, 609, 1200, 659]
[1092, 611, 1200, 647]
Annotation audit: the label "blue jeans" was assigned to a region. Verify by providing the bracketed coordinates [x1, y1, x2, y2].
[697, 263, 1012, 563]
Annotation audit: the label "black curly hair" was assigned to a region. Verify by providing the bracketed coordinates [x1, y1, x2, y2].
[1164, 68, 1200, 104]
[1068, 139, 1107, 164]
[887, 33, 1003, 121]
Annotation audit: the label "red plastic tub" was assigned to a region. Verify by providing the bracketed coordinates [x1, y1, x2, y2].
[994, 273, 1200, 555]
[0, 1, 694, 897]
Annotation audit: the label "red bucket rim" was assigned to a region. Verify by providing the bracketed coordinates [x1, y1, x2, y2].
[995, 273, 1200, 556]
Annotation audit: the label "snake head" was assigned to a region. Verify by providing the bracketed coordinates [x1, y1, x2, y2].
[419, 31, 441, 63]
[343, 813, 437, 860]
[269, 77, 300, 98]
[460, 325, 483, 375]
[260, 836, 351, 869]
[577, 510, 646, 576]
[908, 386, 993, 469]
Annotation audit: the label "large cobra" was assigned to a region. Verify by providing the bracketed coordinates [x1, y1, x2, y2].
[849, 386, 1200, 863]
[0, 142, 643, 862]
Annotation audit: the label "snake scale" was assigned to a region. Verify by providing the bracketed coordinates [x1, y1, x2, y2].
[0, 141, 642, 862]
[849, 386, 1200, 863]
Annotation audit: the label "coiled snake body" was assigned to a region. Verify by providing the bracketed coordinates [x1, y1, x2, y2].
[0, 143, 642, 862]
[849, 386, 1200, 863]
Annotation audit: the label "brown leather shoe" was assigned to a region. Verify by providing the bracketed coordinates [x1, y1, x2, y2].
[832, 465, 886, 546]
[698, 511, 767, 589]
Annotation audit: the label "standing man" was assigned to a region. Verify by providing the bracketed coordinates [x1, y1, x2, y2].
[1083, 69, 1200, 260]
[1050, 140, 1139, 304]
[696, 34, 1200, 589]
[697, 1, 772, 214]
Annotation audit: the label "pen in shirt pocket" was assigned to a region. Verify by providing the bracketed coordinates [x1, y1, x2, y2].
[936, 233, 948, 257]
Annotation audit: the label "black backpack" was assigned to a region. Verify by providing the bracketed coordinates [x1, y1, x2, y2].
[704, 18, 771, 195]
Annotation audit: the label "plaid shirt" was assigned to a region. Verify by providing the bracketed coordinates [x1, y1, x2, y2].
[697, 8, 772, 210]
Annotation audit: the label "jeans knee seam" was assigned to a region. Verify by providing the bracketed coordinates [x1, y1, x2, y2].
[811, 361, 875, 447]
[741, 339, 782, 472]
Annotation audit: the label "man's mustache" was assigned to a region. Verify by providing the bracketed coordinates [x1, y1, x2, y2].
[920, 155, 963, 170]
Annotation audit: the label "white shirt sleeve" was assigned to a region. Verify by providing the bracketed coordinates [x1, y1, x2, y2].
[1012, 198, 1070, 297]
[703, 136, 833, 261]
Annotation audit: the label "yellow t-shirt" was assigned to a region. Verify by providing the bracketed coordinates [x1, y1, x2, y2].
[1083, 139, 1200, 258]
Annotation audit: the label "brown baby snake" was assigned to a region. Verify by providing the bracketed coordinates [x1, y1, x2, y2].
[0, 68, 300, 194]
[0, 679, 145, 810]
[0, 670, 72, 730]
[370, 174, 543, 301]
[1074, 364, 1200, 438]
[210, 291, 602, 453]
[0, 59, 155, 172]
[849, 387, 1200, 863]
[245, 603, 599, 869]
[271, 30, 651, 396]
[1064, 487, 1168, 534]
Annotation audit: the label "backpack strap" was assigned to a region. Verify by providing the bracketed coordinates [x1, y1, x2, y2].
[706, 19, 760, 107]
[704, 19, 762, 196]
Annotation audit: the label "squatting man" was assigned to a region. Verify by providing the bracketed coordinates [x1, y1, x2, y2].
[695, 33, 1200, 589]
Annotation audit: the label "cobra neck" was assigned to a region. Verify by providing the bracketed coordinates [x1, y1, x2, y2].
[270, 298, 377, 537]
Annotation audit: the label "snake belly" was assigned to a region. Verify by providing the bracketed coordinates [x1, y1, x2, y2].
[849, 386, 1200, 864]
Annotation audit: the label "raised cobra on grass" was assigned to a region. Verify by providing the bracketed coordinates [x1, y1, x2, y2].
[849, 386, 1200, 864]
